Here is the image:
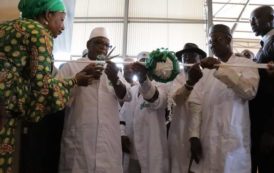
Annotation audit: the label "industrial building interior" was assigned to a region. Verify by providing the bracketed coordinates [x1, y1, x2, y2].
[0, 1, 274, 173]
[1, 0, 273, 67]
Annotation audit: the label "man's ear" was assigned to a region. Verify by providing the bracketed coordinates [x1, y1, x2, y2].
[270, 14, 274, 27]
[44, 11, 53, 24]
[225, 35, 232, 44]
[269, 13, 274, 20]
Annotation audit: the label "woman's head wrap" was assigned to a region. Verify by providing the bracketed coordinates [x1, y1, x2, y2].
[18, 0, 66, 19]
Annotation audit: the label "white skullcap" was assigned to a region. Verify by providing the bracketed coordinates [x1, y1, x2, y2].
[137, 51, 150, 62]
[89, 27, 109, 40]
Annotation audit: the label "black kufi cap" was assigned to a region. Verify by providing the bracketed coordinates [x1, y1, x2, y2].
[209, 24, 232, 38]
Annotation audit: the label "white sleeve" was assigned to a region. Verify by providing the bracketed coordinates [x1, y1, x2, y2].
[56, 63, 74, 79]
[213, 58, 259, 100]
[188, 78, 204, 138]
[188, 102, 202, 138]
[139, 77, 156, 100]
[149, 83, 168, 109]
[139, 80, 168, 110]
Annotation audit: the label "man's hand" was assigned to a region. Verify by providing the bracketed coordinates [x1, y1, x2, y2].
[131, 62, 148, 83]
[187, 63, 203, 86]
[81, 63, 104, 80]
[121, 136, 131, 153]
[105, 61, 120, 83]
[200, 57, 221, 69]
[189, 137, 203, 164]
[74, 63, 104, 86]
[74, 71, 94, 86]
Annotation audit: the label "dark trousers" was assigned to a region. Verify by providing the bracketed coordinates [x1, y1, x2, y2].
[251, 128, 274, 173]
[20, 110, 65, 173]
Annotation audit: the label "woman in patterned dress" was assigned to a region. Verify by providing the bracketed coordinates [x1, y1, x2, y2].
[0, 0, 94, 172]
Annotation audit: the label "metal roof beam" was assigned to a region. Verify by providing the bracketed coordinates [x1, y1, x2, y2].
[231, 0, 250, 34]
[213, 2, 274, 6]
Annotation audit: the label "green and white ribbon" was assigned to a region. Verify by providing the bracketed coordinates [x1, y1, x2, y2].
[145, 48, 180, 83]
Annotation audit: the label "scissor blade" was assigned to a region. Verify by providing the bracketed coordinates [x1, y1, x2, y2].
[107, 54, 120, 60]
[106, 46, 116, 60]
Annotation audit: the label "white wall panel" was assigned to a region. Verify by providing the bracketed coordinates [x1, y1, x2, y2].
[129, 0, 204, 19]
[75, 0, 124, 17]
[127, 23, 206, 56]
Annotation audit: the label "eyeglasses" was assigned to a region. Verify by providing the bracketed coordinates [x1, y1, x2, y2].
[182, 53, 201, 63]
[91, 40, 112, 49]
[208, 36, 224, 45]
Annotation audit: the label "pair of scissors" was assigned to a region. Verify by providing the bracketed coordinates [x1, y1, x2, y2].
[97, 46, 119, 61]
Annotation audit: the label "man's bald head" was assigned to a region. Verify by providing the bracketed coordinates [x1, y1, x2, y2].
[208, 24, 233, 60]
[254, 5, 274, 15]
[250, 5, 274, 36]
[209, 24, 232, 38]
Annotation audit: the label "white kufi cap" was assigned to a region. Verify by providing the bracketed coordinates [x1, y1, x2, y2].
[137, 51, 150, 62]
[89, 27, 109, 40]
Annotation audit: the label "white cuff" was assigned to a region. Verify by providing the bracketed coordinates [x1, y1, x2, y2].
[214, 67, 241, 88]
[213, 65, 258, 100]
[189, 102, 202, 138]
[139, 78, 156, 100]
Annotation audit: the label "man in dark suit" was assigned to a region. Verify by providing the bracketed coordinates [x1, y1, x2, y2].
[249, 5, 274, 173]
